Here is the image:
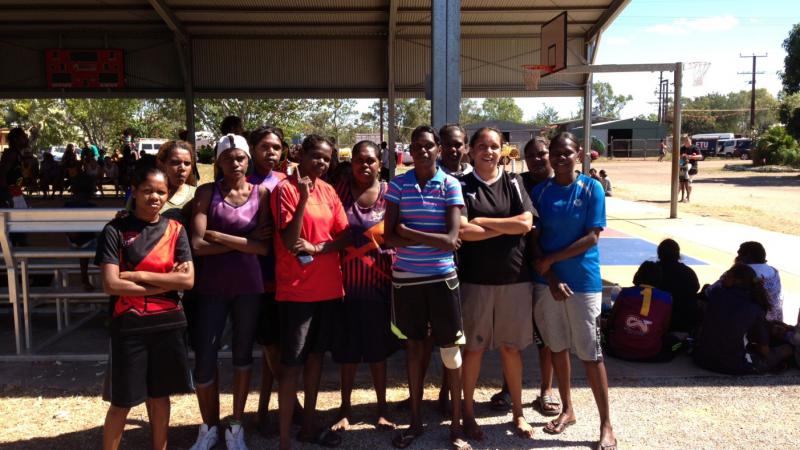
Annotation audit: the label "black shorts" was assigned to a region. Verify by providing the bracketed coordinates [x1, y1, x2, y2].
[333, 296, 400, 364]
[256, 292, 280, 347]
[391, 275, 465, 347]
[279, 299, 341, 366]
[104, 328, 193, 408]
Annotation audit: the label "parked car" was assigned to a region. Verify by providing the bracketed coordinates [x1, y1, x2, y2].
[733, 139, 752, 160]
[136, 138, 167, 155]
[45, 146, 66, 161]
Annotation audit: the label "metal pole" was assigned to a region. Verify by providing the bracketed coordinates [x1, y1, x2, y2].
[669, 62, 683, 219]
[582, 75, 593, 174]
[750, 55, 756, 131]
[379, 98, 385, 143]
[387, 0, 398, 177]
[431, 0, 461, 128]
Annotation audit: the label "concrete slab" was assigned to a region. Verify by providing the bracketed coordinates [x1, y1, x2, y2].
[602, 197, 800, 321]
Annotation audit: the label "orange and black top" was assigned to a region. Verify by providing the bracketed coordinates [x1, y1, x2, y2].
[95, 215, 192, 335]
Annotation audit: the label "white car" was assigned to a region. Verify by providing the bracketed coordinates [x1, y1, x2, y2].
[46, 146, 66, 161]
[136, 138, 168, 155]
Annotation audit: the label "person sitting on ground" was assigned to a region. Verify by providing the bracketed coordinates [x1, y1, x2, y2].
[20, 150, 39, 195]
[735, 241, 783, 322]
[598, 170, 612, 197]
[607, 261, 684, 362]
[654, 239, 700, 334]
[589, 168, 600, 182]
[693, 263, 794, 374]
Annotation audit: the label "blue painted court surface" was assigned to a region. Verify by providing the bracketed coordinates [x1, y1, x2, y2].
[599, 236, 706, 266]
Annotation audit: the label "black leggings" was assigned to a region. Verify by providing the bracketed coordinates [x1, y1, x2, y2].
[192, 293, 261, 384]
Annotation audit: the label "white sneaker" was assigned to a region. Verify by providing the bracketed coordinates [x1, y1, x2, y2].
[190, 424, 219, 450]
[225, 423, 249, 450]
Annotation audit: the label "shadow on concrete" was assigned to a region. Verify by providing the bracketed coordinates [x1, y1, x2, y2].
[693, 175, 800, 188]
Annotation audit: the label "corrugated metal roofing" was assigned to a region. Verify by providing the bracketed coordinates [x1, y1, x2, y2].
[0, 0, 628, 99]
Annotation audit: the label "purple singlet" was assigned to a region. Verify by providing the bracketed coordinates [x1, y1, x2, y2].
[195, 181, 264, 295]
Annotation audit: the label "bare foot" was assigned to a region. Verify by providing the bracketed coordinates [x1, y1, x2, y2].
[462, 417, 484, 441]
[598, 423, 617, 450]
[514, 416, 534, 439]
[331, 415, 351, 432]
[377, 415, 396, 431]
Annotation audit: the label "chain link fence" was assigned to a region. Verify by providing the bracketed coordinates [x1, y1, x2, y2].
[607, 138, 671, 159]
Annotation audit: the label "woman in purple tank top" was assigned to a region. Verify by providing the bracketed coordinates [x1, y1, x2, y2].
[189, 134, 272, 449]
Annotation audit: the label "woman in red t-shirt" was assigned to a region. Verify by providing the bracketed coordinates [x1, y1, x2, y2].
[271, 134, 350, 449]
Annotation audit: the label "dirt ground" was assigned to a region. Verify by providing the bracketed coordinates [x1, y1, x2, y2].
[590, 158, 800, 236]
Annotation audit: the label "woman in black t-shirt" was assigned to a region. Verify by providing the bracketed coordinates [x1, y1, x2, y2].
[96, 167, 194, 450]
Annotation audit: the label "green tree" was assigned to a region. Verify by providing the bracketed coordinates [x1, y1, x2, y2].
[460, 98, 484, 124]
[680, 89, 779, 135]
[62, 98, 142, 149]
[781, 23, 800, 94]
[573, 82, 632, 120]
[1, 99, 78, 150]
[480, 98, 523, 122]
[303, 99, 360, 145]
[779, 92, 800, 139]
[533, 105, 560, 126]
[194, 98, 311, 141]
[132, 99, 185, 139]
[753, 125, 799, 166]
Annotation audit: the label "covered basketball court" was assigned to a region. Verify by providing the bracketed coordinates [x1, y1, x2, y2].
[0, 0, 688, 355]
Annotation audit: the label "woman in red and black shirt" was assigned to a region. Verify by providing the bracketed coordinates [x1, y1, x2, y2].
[96, 167, 194, 450]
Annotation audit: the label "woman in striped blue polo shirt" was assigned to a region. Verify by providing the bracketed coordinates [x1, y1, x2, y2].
[384, 125, 469, 450]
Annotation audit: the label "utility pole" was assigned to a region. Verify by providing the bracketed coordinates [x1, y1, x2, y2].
[738, 53, 767, 132]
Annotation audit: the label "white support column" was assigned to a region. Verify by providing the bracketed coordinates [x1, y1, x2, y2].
[670, 62, 683, 218]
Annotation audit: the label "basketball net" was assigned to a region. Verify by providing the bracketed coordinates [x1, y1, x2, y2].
[686, 62, 711, 87]
[521, 65, 554, 91]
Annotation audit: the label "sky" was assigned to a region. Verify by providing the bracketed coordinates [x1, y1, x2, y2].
[520, 0, 797, 120]
[357, 0, 797, 123]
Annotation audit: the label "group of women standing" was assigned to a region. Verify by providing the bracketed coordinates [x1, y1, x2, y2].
[96, 123, 616, 450]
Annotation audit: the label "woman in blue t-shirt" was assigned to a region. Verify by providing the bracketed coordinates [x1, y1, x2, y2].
[530, 132, 616, 450]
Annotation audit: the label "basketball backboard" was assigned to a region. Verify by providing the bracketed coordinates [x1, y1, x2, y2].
[540, 11, 567, 77]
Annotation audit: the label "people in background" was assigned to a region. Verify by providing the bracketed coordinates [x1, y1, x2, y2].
[693, 264, 793, 375]
[599, 170, 612, 197]
[654, 239, 700, 334]
[65, 173, 100, 292]
[39, 151, 63, 198]
[0, 127, 26, 207]
[735, 241, 783, 322]
[678, 154, 692, 203]
[658, 139, 667, 162]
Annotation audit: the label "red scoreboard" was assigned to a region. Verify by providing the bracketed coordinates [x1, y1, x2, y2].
[45, 49, 125, 89]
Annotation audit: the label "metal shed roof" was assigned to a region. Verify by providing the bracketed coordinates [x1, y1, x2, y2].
[0, 0, 630, 99]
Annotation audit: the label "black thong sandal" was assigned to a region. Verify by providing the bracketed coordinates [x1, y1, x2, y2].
[392, 429, 421, 449]
[543, 417, 576, 435]
[298, 429, 342, 448]
[489, 391, 512, 411]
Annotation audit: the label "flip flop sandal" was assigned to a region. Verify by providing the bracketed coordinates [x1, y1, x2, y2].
[543, 418, 576, 435]
[489, 391, 512, 411]
[598, 438, 618, 450]
[392, 429, 421, 449]
[532, 394, 562, 416]
[451, 436, 473, 450]
[297, 429, 342, 448]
